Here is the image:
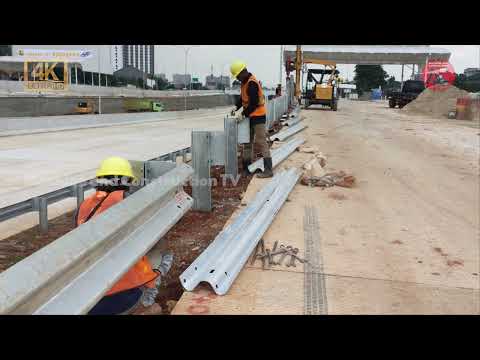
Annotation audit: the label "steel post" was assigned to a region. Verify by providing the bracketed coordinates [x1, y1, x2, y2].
[224, 117, 238, 181]
[192, 131, 212, 211]
[39, 198, 48, 233]
[73, 184, 84, 208]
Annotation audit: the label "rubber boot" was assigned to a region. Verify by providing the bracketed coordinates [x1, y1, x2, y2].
[242, 159, 251, 176]
[257, 157, 273, 178]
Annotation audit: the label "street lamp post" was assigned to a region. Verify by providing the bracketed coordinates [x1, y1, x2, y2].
[98, 46, 102, 114]
[279, 45, 283, 88]
[174, 45, 199, 112]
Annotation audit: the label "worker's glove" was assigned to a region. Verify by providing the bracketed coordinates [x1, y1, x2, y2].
[156, 252, 174, 277]
[139, 252, 173, 307]
[236, 113, 246, 123]
[140, 286, 159, 307]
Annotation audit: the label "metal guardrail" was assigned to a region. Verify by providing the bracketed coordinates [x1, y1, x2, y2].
[180, 168, 300, 295]
[248, 137, 305, 173]
[270, 123, 308, 142]
[0, 147, 192, 233]
[265, 94, 289, 130]
[0, 164, 194, 314]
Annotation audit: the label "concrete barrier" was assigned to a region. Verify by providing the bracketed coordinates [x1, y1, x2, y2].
[0, 94, 236, 117]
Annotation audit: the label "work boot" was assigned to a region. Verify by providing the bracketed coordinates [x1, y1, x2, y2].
[242, 159, 251, 176]
[257, 157, 273, 178]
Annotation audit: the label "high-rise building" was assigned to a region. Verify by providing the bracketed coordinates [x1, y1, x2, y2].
[111, 45, 155, 75]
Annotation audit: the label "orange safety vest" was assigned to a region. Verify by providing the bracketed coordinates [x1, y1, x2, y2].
[241, 74, 266, 117]
[76, 190, 158, 296]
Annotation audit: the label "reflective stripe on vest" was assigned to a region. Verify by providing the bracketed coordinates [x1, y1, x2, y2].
[241, 74, 266, 117]
[76, 190, 158, 296]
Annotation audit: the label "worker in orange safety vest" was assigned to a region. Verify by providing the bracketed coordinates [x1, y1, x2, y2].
[230, 60, 273, 178]
[75, 156, 172, 315]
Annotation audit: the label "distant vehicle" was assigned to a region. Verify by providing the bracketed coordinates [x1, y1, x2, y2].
[74, 101, 95, 114]
[123, 99, 164, 112]
[388, 80, 425, 108]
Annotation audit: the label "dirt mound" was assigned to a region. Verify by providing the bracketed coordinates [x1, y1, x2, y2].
[403, 85, 470, 118]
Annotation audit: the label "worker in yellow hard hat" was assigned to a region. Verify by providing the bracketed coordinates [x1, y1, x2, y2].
[74, 157, 172, 315]
[230, 60, 273, 178]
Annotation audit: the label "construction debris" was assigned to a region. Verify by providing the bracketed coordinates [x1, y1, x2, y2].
[299, 145, 320, 153]
[250, 239, 307, 269]
[302, 156, 327, 178]
[301, 170, 356, 188]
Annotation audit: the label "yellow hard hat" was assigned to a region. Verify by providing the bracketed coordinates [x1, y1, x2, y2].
[96, 156, 134, 179]
[230, 60, 247, 79]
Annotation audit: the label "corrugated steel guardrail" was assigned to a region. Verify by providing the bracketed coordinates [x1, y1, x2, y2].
[248, 137, 305, 173]
[0, 164, 194, 314]
[0, 147, 192, 233]
[180, 168, 300, 295]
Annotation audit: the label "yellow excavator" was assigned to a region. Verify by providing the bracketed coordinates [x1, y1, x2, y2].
[289, 45, 340, 111]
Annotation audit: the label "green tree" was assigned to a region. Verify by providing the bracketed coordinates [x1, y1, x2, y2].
[354, 65, 388, 96]
[386, 76, 401, 89]
[154, 75, 169, 90]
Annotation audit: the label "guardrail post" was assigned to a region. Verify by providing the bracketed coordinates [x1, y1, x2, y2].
[192, 131, 212, 211]
[72, 184, 84, 208]
[38, 198, 48, 233]
[224, 117, 238, 181]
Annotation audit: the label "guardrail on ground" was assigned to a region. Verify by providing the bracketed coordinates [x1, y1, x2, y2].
[0, 163, 194, 314]
[181, 168, 301, 295]
[0, 147, 191, 233]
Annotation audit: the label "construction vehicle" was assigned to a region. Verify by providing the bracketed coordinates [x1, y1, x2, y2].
[124, 99, 164, 112]
[74, 101, 95, 115]
[303, 65, 340, 111]
[388, 80, 425, 108]
[284, 46, 339, 111]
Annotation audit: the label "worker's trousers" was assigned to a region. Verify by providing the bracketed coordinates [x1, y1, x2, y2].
[244, 122, 271, 162]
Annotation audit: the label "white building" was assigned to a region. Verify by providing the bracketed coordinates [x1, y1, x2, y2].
[111, 45, 155, 75]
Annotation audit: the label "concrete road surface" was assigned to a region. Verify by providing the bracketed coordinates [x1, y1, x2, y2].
[0, 107, 228, 238]
[174, 99, 479, 314]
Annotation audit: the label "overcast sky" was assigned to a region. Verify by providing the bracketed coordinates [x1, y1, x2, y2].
[12, 45, 480, 87]
[155, 45, 480, 87]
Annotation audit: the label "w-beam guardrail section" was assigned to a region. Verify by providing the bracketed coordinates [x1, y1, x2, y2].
[181, 168, 301, 295]
[0, 147, 191, 233]
[191, 95, 293, 212]
[0, 163, 194, 315]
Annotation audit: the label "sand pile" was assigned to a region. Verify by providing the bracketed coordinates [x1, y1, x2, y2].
[403, 85, 470, 118]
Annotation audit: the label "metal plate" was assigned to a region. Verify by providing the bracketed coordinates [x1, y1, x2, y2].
[237, 117, 250, 144]
[209, 131, 226, 166]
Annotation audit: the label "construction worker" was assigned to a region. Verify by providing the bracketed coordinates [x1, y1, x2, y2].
[75, 156, 171, 315]
[230, 60, 273, 178]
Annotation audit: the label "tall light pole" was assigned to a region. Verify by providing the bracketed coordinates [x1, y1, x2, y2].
[171, 45, 199, 112]
[97, 46, 102, 114]
[279, 45, 283, 88]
